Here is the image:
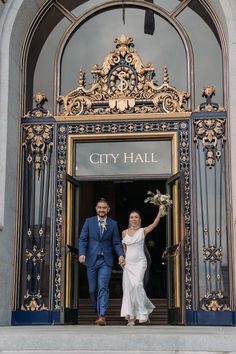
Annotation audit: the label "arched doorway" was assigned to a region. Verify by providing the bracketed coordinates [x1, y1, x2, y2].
[11, 1, 235, 325]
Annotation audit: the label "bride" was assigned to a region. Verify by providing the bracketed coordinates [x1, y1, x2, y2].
[120, 206, 164, 326]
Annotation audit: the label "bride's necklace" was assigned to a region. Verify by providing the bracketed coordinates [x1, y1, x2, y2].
[130, 226, 140, 230]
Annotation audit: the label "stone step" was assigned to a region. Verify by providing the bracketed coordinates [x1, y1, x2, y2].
[78, 298, 168, 325]
[1, 326, 236, 353]
[3, 352, 236, 354]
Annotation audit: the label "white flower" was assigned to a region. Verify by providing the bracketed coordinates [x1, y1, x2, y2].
[144, 189, 172, 217]
[100, 221, 107, 231]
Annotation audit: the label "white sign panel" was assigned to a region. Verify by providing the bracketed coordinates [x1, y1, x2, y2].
[75, 140, 172, 177]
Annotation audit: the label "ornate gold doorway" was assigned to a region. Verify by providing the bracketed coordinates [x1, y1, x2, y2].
[64, 129, 180, 324]
[14, 35, 233, 326]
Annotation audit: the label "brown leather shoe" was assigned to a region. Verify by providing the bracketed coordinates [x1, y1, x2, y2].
[95, 316, 106, 326]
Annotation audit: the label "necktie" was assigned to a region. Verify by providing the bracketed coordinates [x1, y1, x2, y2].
[99, 220, 105, 236]
[97, 220, 105, 257]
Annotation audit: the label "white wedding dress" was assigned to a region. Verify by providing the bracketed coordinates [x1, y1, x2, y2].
[121, 228, 155, 322]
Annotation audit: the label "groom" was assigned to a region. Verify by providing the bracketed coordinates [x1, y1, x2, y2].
[78, 198, 125, 325]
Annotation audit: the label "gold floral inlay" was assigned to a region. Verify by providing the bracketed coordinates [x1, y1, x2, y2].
[23, 124, 53, 177]
[194, 118, 226, 168]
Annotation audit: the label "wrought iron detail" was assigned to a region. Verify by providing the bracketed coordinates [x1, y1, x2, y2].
[22, 292, 48, 311]
[23, 124, 53, 177]
[194, 107, 230, 311]
[203, 244, 222, 263]
[179, 122, 191, 309]
[196, 86, 225, 112]
[24, 92, 52, 118]
[54, 126, 67, 309]
[194, 118, 226, 168]
[58, 35, 190, 115]
[200, 237, 229, 311]
[55, 120, 191, 309]
[68, 121, 179, 135]
[200, 292, 230, 311]
[21, 124, 53, 311]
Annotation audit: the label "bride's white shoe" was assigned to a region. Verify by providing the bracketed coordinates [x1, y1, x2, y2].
[127, 320, 135, 326]
[139, 318, 150, 324]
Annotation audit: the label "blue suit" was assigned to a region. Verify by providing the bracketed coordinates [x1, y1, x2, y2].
[79, 216, 123, 316]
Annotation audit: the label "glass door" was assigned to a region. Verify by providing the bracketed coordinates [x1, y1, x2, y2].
[61, 173, 79, 324]
[165, 171, 186, 324]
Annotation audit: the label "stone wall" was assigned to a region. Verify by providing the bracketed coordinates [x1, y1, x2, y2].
[0, 0, 44, 325]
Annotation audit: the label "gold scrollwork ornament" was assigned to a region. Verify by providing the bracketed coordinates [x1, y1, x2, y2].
[58, 35, 190, 115]
[22, 291, 48, 311]
[196, 86, 225, 112]
[23, 124, 53, 177]
[201, 292, 230, 312]
[24, 92, 52, 118]
[194, 118, 226, 168]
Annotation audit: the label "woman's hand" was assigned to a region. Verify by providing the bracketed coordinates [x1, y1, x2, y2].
[159, 204, 165, 213]
[119, 255, 125, 267]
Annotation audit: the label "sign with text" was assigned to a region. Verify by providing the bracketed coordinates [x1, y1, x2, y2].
[75, 140, 172, 177]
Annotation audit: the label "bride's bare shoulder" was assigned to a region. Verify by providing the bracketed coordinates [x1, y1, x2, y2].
[122, 229, 128, 238]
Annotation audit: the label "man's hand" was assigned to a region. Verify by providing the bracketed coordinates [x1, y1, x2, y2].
[118, 255, 125, 267]
[79, 255, 86, 264]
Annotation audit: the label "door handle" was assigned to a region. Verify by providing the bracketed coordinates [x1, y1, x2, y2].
[66, 244, 79, 260]
[162, 243, 180, 259]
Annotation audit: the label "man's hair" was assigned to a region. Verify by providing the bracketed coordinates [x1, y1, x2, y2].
[96, 198, 110, 207]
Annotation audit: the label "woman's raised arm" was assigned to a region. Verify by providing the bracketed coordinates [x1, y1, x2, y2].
[144, 205, 164, 236]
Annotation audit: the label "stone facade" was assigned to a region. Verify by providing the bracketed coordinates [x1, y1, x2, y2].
[0, 0, 235, 325]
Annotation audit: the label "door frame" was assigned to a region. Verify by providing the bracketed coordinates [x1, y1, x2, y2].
[61, 129, 187, 323]
[61, 173, 80, 324]
[165, 171, 186, 325]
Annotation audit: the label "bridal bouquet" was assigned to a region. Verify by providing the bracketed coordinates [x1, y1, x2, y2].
[144, 189, 172, 217]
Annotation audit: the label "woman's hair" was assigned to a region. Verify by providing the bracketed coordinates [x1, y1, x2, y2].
[129, 210, 141, 218]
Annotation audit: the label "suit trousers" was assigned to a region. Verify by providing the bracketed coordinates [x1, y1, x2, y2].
[86, 256, 112, 316]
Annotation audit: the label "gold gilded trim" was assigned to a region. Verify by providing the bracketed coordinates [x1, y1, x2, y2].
[65, 180, 73, 308]
[173, 180, 180, 307]
[66, 131, 178, 307]
[194, 118, 226, 169]
[57, 119, 190, 310]
[24, 93, 52, 118]
[195, 87, 225, 113]
[55, 112, 191, 122]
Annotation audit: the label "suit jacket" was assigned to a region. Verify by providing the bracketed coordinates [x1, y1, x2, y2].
[78, 216, 123, 267]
